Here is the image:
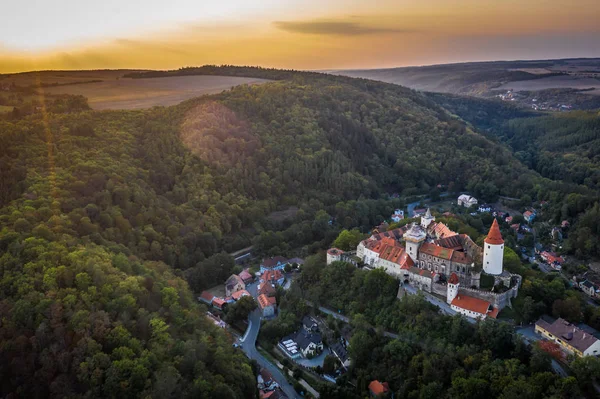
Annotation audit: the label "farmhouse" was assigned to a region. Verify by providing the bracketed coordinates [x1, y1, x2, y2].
[457, 194, 478, 207]
[535, 317, 600, 357]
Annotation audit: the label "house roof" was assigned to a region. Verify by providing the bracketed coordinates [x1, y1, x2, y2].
[451, 294, 495, 316]
[259, 282, 277, 297]
[262, 256, 288, 268]
[262, 269, 284, 283]
[541, 251, 564, 264]
[451, 251, 473, 265]
[199, 291, 215, 304]
[419, 242, 454, 260]
[484, 219, 504, 245]
[368, 380, 390, 395]
[226, 274, 244, 290]
[327, 248, 344, 256]
[435, 235, 464, 251]
[430, 222, 457, 239]
[239, 269, 253, 281]
[448, 273, 459, 284]
[231, 289, 251, 301]
[371, 227, 406, 241]
[287, 257, 305, 265]
[581, 280, 595, 289]
[258, 294, 277, 310]
[535, 318, 599, 352]
[409, 266, 434, 279]
[260, 368, 274, 382]
[302, 316, 317, 329]
[212, 297, 227, 308]
[379, 244, 407, 264]
[523, 211, 534, 218]
[295, 331, 322, 351]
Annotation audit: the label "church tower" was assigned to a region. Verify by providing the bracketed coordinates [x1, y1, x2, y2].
[447, 273, 459, 304]
[483, 219, 504, 275]
[420, 208, 435, 229]
[404, 223, 426, 263]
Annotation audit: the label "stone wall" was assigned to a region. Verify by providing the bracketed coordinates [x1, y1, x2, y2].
[458, 284, 519, 310]
[432, 283, 448, 297]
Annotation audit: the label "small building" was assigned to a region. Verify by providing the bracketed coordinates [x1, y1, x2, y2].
[261, 269, 285, 286]
[295, 331, 323, 357]
[523, 210, 536, 223]
[579, 280, 599, 297]
[540, 251, 564, 267]
[327, 248, 345, 265]
[505, 216, 513, 224]
[287, 257, 304, 267]
[260, 256, 288, 272]
[258, 294, 277, 318]
[535, 317, 600, 357]
[258, 368, 277, 391]
[231, 289, 251, 301]
[258, 282, 277, 297]
[302, 316, 318, 333]
[457, 194, 478, 208]
[238, 269, 254, 284]
[391, 209, 404, 223]
[368, 380, 390, 397]
[198, 291, 215, 305]
[212, 297, 227, 311]
[225, 274, 245, 297]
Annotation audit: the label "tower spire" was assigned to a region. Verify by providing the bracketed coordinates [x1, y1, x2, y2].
[485, 219, 504, 245]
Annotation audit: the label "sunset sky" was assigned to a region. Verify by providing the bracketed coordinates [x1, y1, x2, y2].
[2, 0, 600, 73]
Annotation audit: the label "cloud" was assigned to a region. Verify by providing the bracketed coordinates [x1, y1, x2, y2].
[273, 20, 411, 36]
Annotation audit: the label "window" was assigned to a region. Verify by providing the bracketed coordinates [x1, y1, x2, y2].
[488, 245, 490, 249]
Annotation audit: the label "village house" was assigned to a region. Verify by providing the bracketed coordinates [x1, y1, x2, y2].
[535, 317, 600, 357]
[258, 281, 277, 297]
[260, 256, 288, 272]
[457, 194, 478, 208]
[391, 209, 404, 222]
[257, 369, 277, 391]
[540, 251, 565, 267]
[238, 269, 254, 285]
[579, 280, 599, 298]
[302, 316, 318, 333]
[261, 269, 285, 286]
[523, 210, 536, 223]
[258, 294, 277, 317]
[231, 289, 251, 301]
[368, 380, 390, 397]
[225, 274, 245, 297]
[279, 330, 324, 358]
[198, 291, 215, 305]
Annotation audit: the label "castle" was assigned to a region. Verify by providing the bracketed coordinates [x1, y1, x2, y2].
[329, 210, 521, 319]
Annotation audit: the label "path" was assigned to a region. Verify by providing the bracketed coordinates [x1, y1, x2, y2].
[240, 309, 301, 399]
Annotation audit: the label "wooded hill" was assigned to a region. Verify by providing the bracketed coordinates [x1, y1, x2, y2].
[0, 66, 597, 397]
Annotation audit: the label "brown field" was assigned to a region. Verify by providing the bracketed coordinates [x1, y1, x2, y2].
[41, 75, 269, 110]
[0, 70, 140, 86]
[496, 75, 600, 94]
[0, 105, 14, 113]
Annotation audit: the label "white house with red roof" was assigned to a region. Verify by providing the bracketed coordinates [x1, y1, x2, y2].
[258, 294, 277, 317]
[446, 273, 499, 320]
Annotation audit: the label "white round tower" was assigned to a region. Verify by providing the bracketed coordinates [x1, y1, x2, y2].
[404, 223, 426, 263]
[447, 273, 459, 304]
[483, 219, 504, 275]
[420, 208, 435, 229]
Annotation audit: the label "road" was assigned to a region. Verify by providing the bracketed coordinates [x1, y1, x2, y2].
[516, 325, 568, 377]
[240, 309, 301, 399]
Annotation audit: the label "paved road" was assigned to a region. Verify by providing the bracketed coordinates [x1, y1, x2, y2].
[516, 325, 568, 377]
[240, 309, 301, 399]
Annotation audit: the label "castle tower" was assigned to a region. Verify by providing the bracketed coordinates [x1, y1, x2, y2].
[404, 223, 426, 263]
[447, 273, 460, 304]
[483, 219, 504, 275]
[420, 208, 435, 229]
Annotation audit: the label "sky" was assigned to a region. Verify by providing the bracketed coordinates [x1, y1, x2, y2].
[1, 0, 600, 73]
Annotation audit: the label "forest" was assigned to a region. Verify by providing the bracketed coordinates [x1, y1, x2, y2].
[1, 66, 600, 397]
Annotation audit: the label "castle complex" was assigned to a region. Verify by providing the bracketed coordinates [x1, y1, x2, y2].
[329, 210, 521, 319]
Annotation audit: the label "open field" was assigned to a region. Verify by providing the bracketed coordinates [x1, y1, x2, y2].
[495, 75, 600, 95]
[0, 70, 141, 87]
[42, 75, 269, 110]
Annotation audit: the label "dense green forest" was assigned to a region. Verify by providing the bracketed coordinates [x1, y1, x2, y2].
[1, 66, 600, 396]
[262, 256, 600, 398]
[429, 93, 600, 258]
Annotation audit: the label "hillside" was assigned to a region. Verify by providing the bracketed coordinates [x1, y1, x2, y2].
[0, 66, 596, 396]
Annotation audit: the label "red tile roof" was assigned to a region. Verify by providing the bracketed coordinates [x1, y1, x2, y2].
[541, 251, 564, 265]
[239, 269, 253, 282]
[484, 219, 504, 245]
[199, 291, 215, 303]
[431, 222, 457, 239]
[231, 290, 251, 301]
[451, 251, 473, 265]
[327, 248, 344, 256]
[258, 294, 277, 310]
[258, 282, 276, 297]
[451, 295, 494, 316]
[261, 256, 287, 268]
[419, 242, 454, 260]
[369, 380, 390, 395]
[262, 269, 284, 283]
[448, 272, 459, 284]
[212, 297, 226, 309]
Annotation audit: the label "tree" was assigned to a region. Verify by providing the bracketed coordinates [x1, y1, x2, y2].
[225, 296, 257, 325]
[332, 229, 365, 251]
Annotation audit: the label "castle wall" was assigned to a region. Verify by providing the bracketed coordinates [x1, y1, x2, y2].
[457, 284, 519, 310]
[432, 283, 448, 297]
